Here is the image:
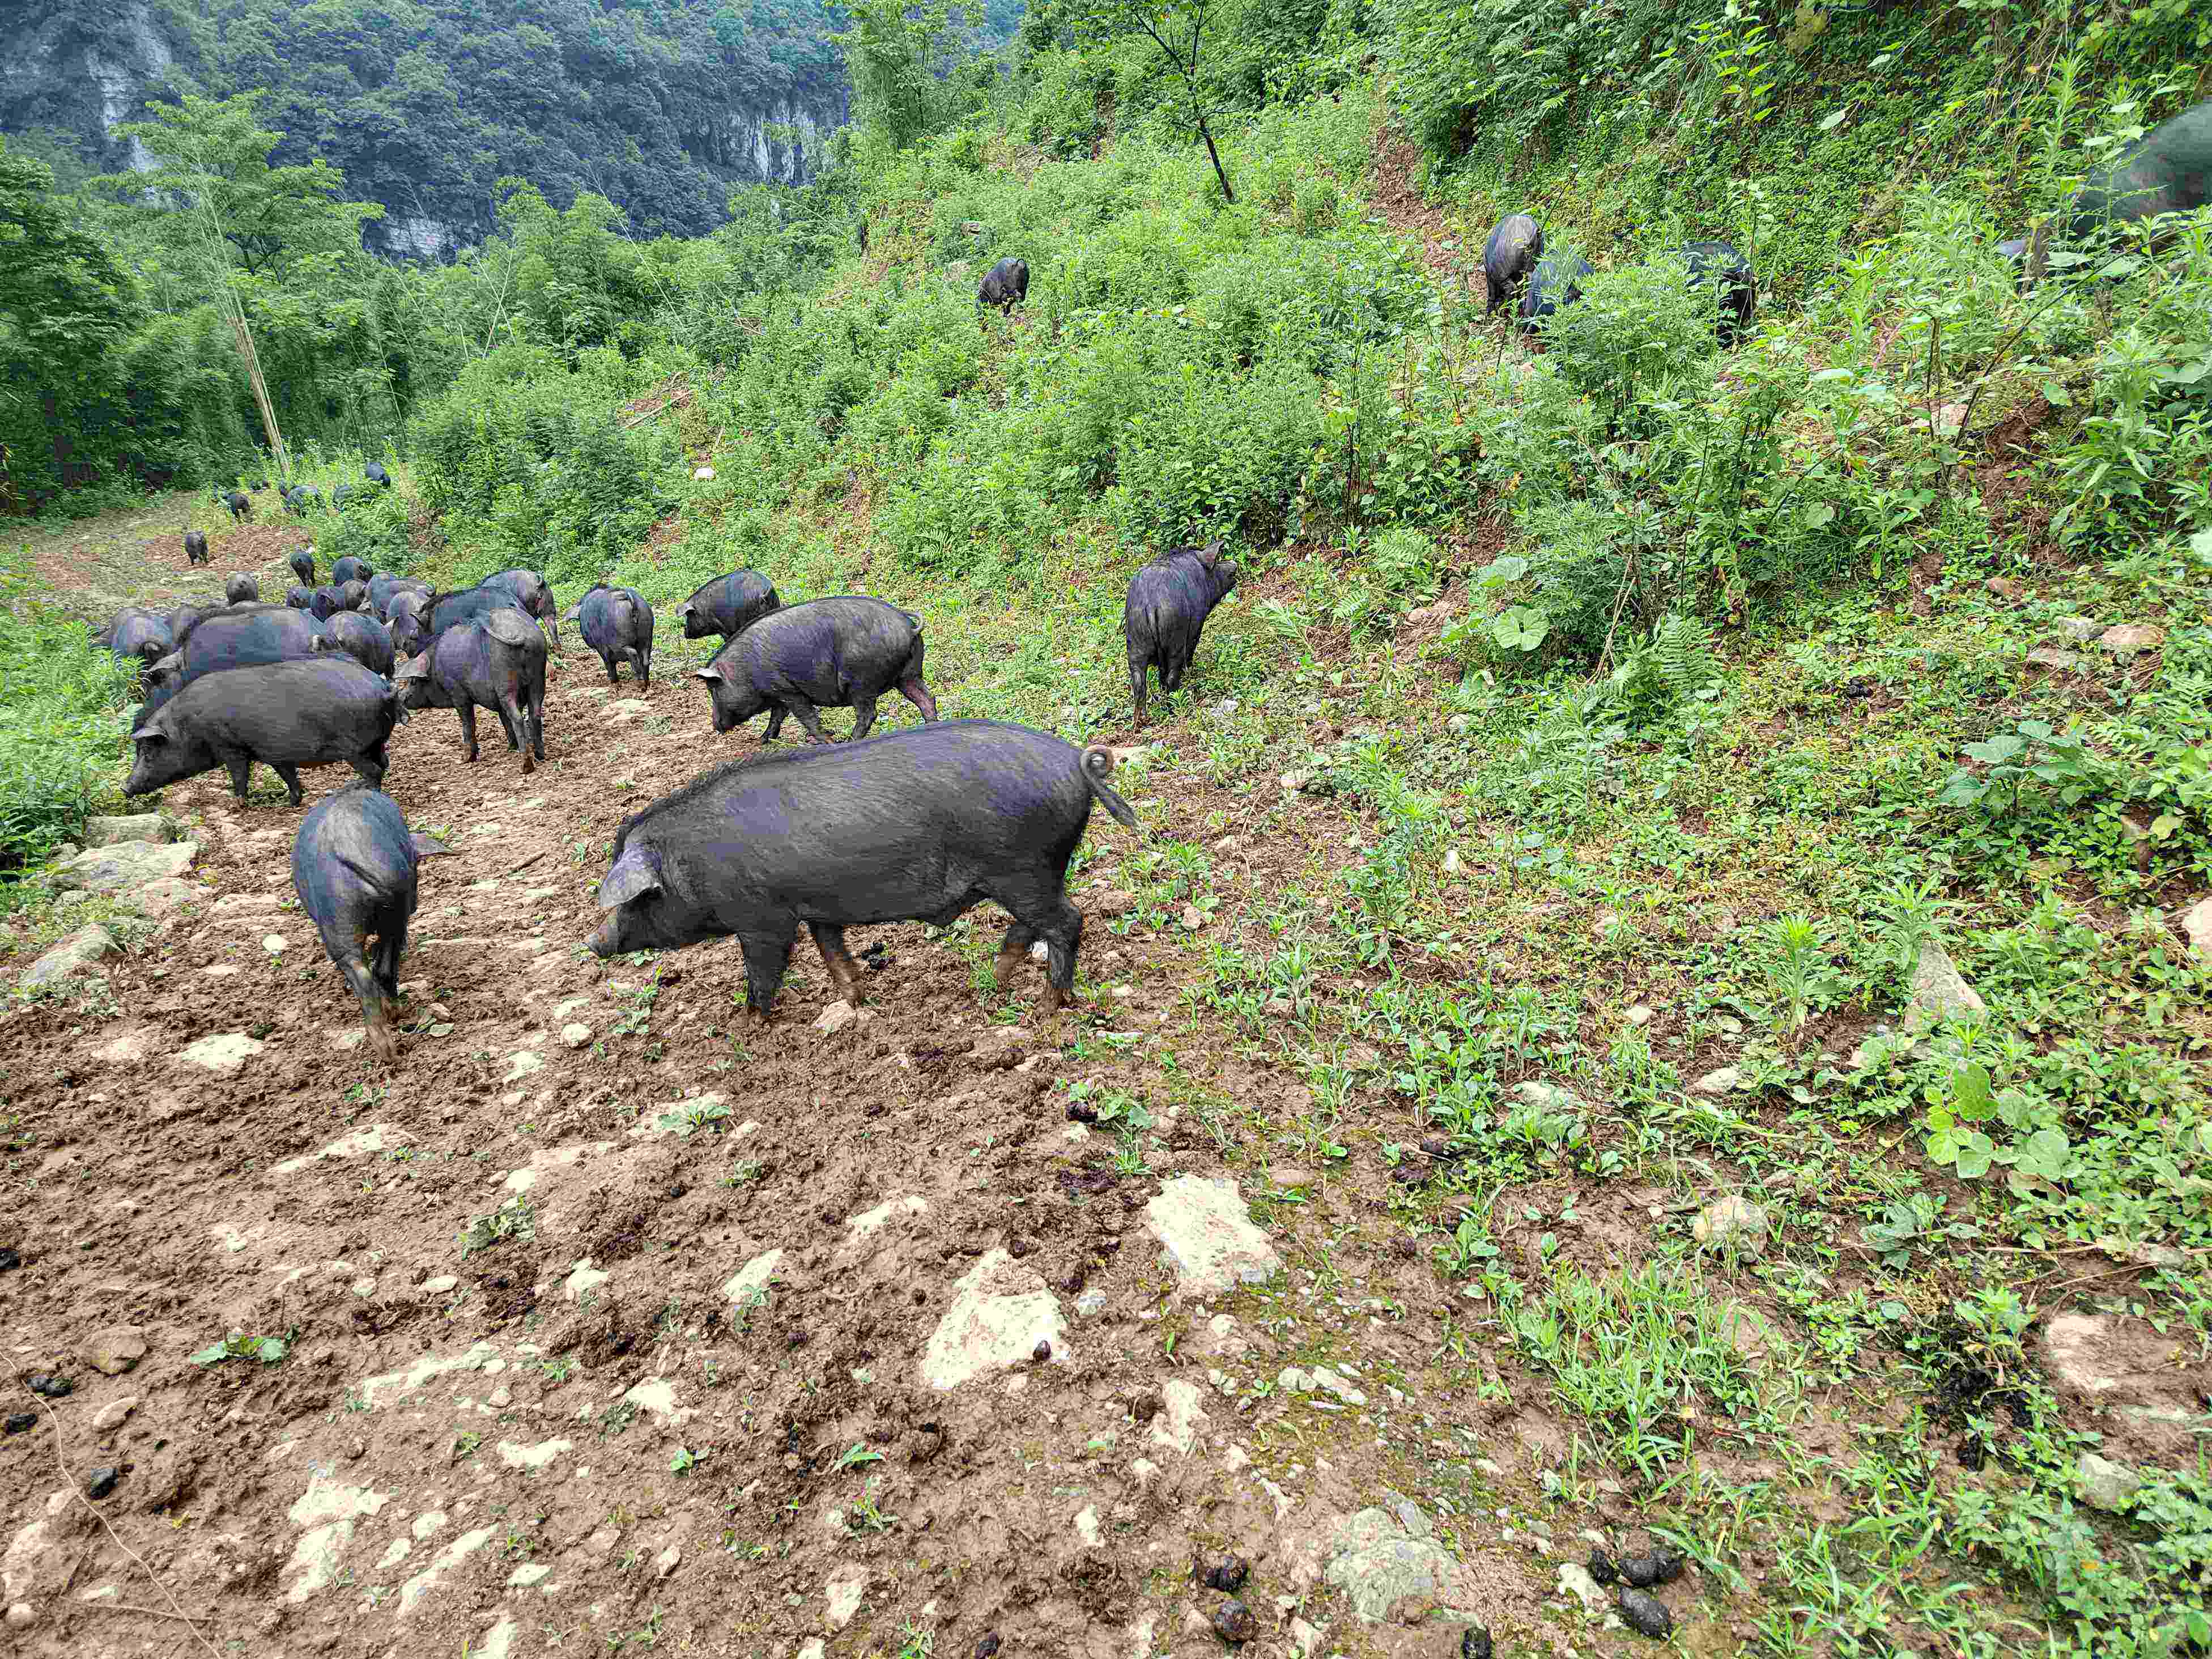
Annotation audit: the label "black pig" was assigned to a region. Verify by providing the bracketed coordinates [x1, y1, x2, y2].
[292, 786, 450, 1058]
[314, 611, 396, 678]
[1124, 540, 1239, 723]
[224, 490, 253, 524]
[1517, 253, 1594, 338]
[393, 608, 548, 772]
[184, 530, 209, 565]
[225, 573, 260, 605]
[677, 570, 780, 640]
[691, 595, 937, 743]
[138, 606, 329, 725]
[568, 584, 656, 684]
[109, 612, 175, 678]
[1663, 240, 1755, 344]
[290, 548, 316, 585]
[333, 555, 374, 585]
[480, 569, 560, 646]
[125, 657, 399, 805]
[286, 584, 315, 610]
[1483, 215, 1545, 314]
[588, 721, 1137, 1017]
[979, 257, 1029, 313]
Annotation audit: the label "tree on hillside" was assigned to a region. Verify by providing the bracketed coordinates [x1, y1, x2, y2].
[837, 0, 965, 155]
[1057, 0, 1236, 203]
[0, 136, 138, 495]
[104, 93, 385, 276]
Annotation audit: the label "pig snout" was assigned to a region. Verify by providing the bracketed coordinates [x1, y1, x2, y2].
[588, 915, 623, 958]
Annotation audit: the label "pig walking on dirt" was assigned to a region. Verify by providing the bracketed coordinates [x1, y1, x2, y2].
[1518, 252, 1594, 338]
[393, 607, 548, 773]
[677, 569, 781, 641]
[979, 257, 1030, 313]
[314, 611, 396, 678]
[1124, 539, 1239, 724]
[124, 657, 402, 805]
[136, 605, 330, 725]
[568, 583, 656, 685]
[184, 530, 209, 566]
[292, 786, 451, 1058]
[692, 595, 938, 743]
[588, 720, 1139, 1018]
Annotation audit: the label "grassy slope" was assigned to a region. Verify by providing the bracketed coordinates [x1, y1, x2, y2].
[9, 58, 2212, 1659]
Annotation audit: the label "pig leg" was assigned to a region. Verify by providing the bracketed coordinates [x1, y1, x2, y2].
[1036, 901, 1085, 1010]
[270, 762, 306, 805]
[995, 922, 1038, 988]
[602, 650, 619, 684]
[991, 877, 1084, 1010]
[351, 743, 388, 787]
[224, 752, 254, 802]
[634, 648, 651, 690]
[456, 703, 480, 763]
[849, 696, 878, 741]
[897, 674, 938, 721]
[494, 694, 522, 751]
[761, 705, 788, 742]
[808, 921, 863, 1001]
[371, 902, 407, 998]
[784, 699, 832, 743]
[1128, 646, 1150, 724]
[737, 925, 798, 1020]
[529, 685, 546, 761]
[319, 912, 394, 1057]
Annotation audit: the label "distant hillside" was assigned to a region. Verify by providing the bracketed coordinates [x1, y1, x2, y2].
[0, 0, 1031, 256]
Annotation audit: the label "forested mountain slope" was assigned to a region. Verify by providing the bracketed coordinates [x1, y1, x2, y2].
[0, 0, 937, 254]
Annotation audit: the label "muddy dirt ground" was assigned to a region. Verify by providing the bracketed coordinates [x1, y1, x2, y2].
[5, 507, 2200, 1659]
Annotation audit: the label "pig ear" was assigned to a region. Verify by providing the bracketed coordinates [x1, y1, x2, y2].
[481, 609, 537, 647]
[691, 666, 724, 686]
[394, 654, 429, 682]
[597, 848, 662, 908]
[410, 833, 454, 859]
[1198, 539, 1225, 569]
[562, 606, 582, 622]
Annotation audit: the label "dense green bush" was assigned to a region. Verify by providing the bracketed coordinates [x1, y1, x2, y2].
[0, 553, 132, 889]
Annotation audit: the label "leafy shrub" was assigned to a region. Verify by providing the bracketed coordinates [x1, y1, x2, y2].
[1540, 258, 1720, 431]
[0, 554, 133, 889]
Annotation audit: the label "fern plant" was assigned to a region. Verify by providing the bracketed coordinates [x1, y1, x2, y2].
[1609, 614, 1721, 726]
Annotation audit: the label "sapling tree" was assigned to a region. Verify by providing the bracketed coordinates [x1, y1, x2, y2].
[1059, 0, 1236, 203]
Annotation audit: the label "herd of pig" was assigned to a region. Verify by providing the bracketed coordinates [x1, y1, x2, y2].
[77, 533, 1239, 1057]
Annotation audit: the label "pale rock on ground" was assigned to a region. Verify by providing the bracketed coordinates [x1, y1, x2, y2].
[1691, 1196, 1771, 1260]
[1907, 939, 1984, 1027]
[2181, 896, 2212, 963]
[1143, 1176, 1282, 1298]
[1321, 1503, 1485, 1623]
[80, 814, 168, 848]
[176, 1032, 265, 1077]
[2075, 1453, 2142, 1511]
[920, 1248, 1067, 1391]
[20, 926, 116, 989]
[51, 840, 197, 894]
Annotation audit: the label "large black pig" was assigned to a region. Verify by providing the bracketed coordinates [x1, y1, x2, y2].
[979, 257, 1030, 313]
[137, 605, 330, 724]
[108, 611, 176, 678]
[125, 657, 400, 805]
[1517, 252, 1594, 338]
[292, 786, 451, 1058]
[691, 595, 937, 742]
[2070, 98, 2212, 240]
[567, 583, 655, 685]
[386, 590, 432, 656]
[588, 721, 1138, 1017]
[1483, 215, 1545, 315]
[1124, 540, 1239, 724]
[393, 608, 548, 772]
[184, 530, 209, 566]
[677, 570, 780, 640]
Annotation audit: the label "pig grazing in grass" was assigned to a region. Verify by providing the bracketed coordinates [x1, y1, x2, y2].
[1124, 540, 1239, 723]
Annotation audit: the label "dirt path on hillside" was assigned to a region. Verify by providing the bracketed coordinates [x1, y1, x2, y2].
[0, 501, 1788, 1659]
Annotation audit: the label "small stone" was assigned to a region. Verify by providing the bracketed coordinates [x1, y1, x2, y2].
[1181, 903, 1205, 931]
[1624, 1004, 1653, 1027]
[51, 840, 197, 894]
[1691, 1066, 1741, 1096]
[27, 1375, 72, 1399]
[813, 1000, 860, 1036]
[2180, 897, 2212, 963]
[1075, 1288, 1107, 1318]
[1908, 940, 1984, 1027]
[176, 1032, 265, 1077]
[2026, 646, 2085, 672]
[1144, 1176, 1282, 1299]
[1211, 1598, 1258, 1645]
[80, 814, 169, 848]
[5, 1604, 33, 1631]
[91, 1397, 138, 1431]
[83, 1466, 120, 1500]
[2099, 622, 2164, 658]
[1691, 1197, 1770, 1261]
[1094, 888, 1138, 918]
[1555, 1562, 1606, 1614]
[1202, 1555, 1248, 1592]
[2075, 1452, 2142, 1512]
[692, 465, 716, 481]
[2054, 615, 2101, 644]
[561, 1022, 593, 1049]
[653, 1545, 680, 1579]
[20, 926, 118, 989]
[1983, 576, 2023, 603]
[1460, 1629, 1493, 1659]
[3, 1414, 35, 1435]
[1617, 1587, 1671, 1637]
[262, 933, 286, 955]
[84, 1328, 147, 1376]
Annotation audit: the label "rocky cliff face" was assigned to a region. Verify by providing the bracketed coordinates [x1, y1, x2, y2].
[0, 0, 853, 260]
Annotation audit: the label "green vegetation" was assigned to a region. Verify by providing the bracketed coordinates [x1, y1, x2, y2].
[6, 1, 2212, 1652]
